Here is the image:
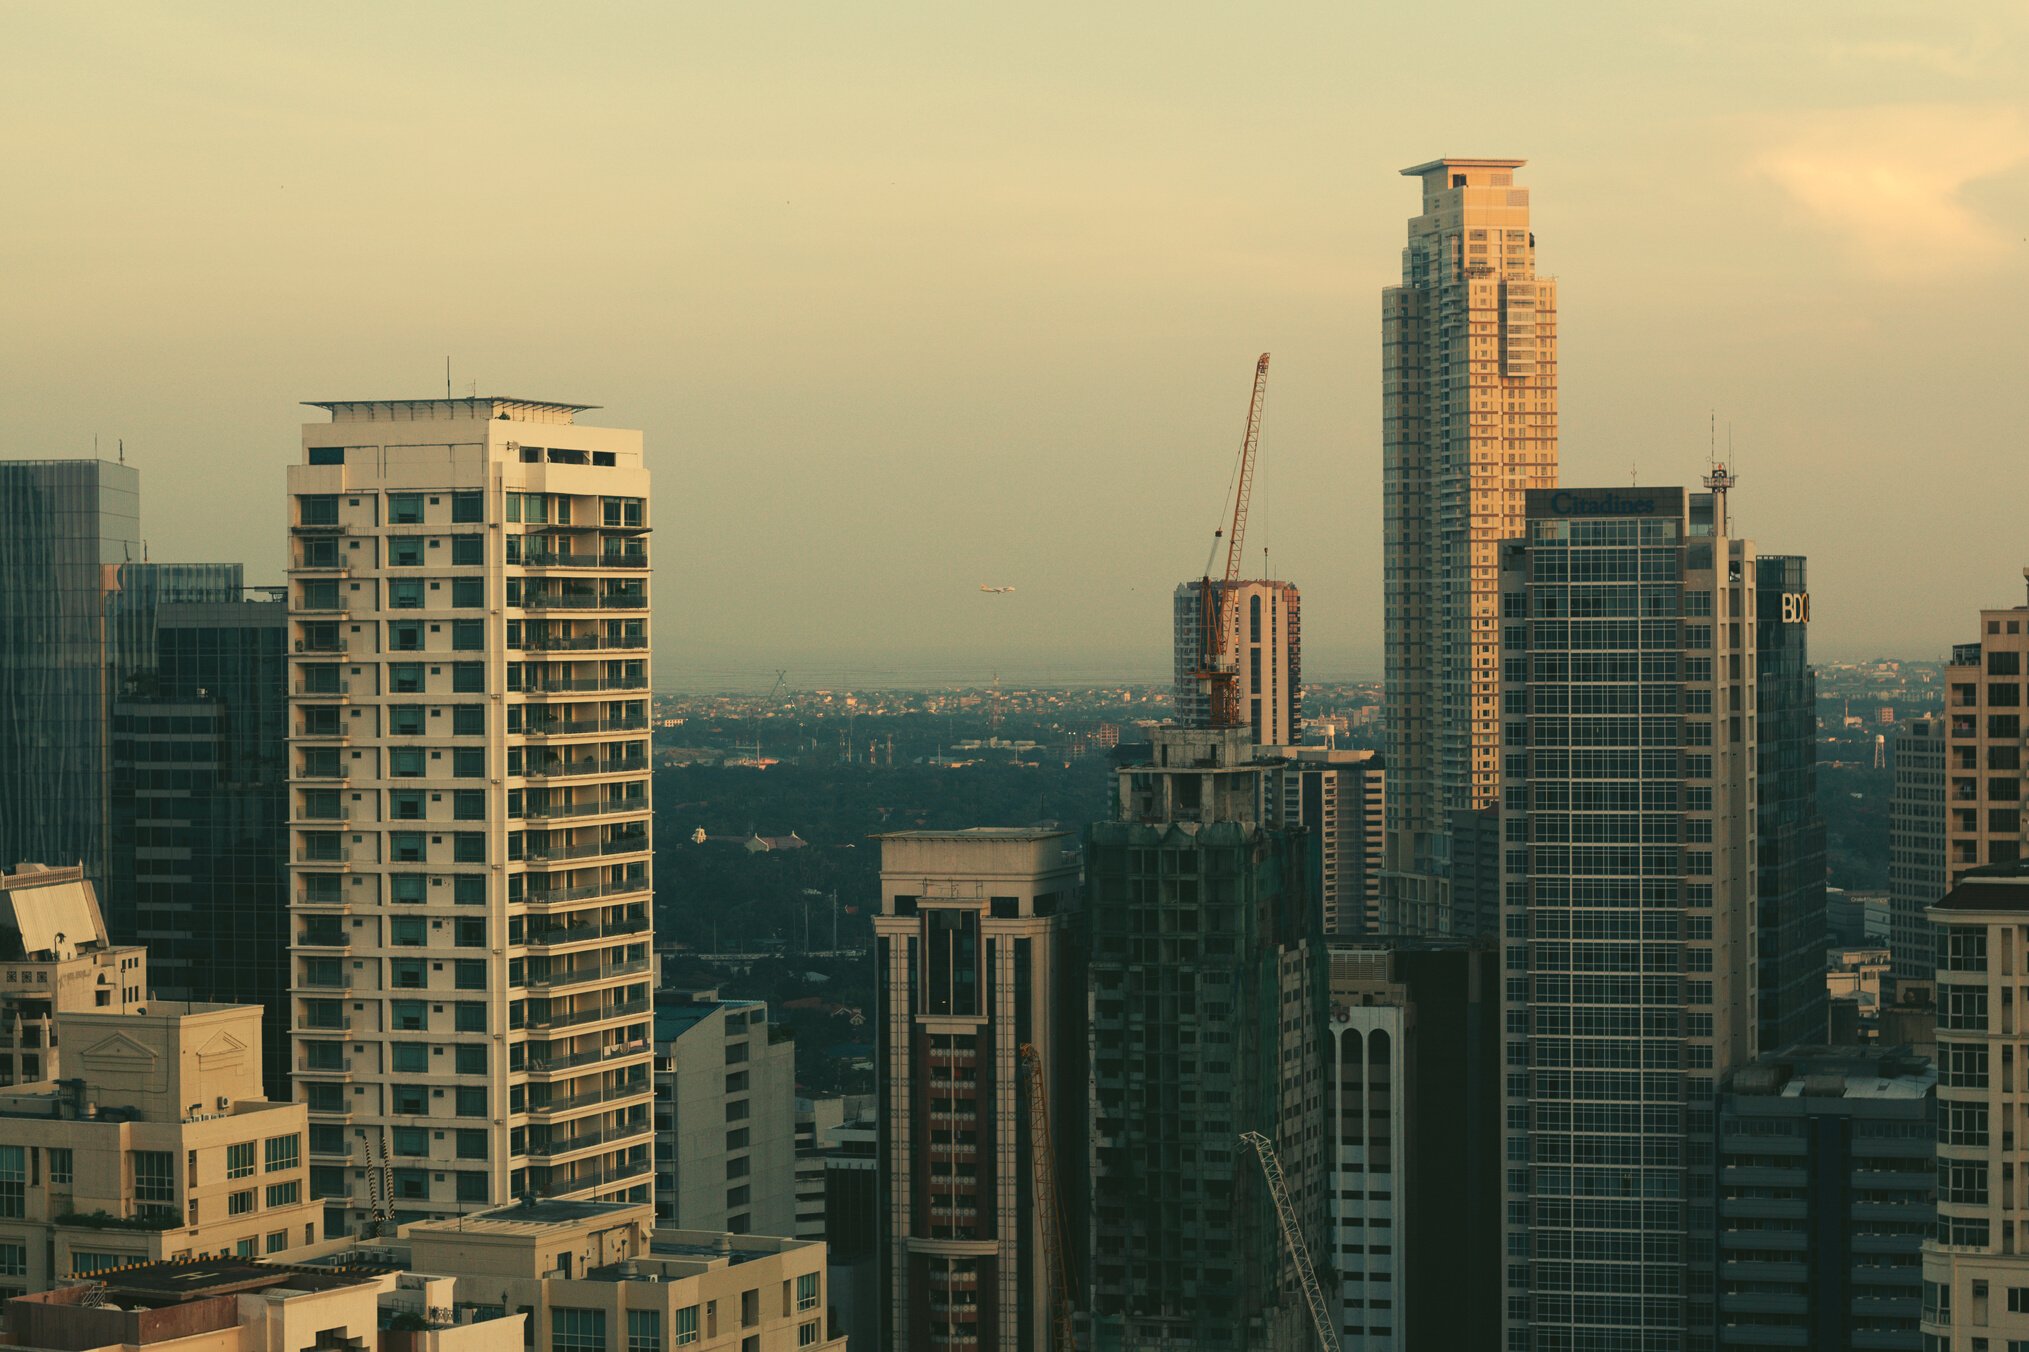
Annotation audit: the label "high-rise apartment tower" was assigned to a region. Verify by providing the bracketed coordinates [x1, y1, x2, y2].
[288, 398, 654, 1234]
[873, 829, 1083, 1352]
[1172, 579, 1302, 746]
[1381, 157, 1558, 937]
[1498, 486, 1758, 1352]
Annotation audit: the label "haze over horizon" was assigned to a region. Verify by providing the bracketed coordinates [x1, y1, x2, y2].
[5, 2, 2025, 692]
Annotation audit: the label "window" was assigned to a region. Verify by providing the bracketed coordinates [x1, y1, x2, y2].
[454, 960, 486, 990]
[674, 1306, 700, 1346]
[796, 1273, 819, 1311]
[453, 704, 485, 736]
[454, 833, 486, 862]
[266, 1181, 300, 1208]
[229, 1189, 256, 1216]
[266, 1230, 288, 1254]
[393, 1043, 429, 1072]
[227, 1142, 256, 1179]
[799, 1322, 820, 1348]
[388, 579, 424, 609]
[456, 1044, 488, 1074]
[452, 491, 484, 523]
[389, 493, 425, 524]
[298, 494, 338, 525]
[457, 1087, 487, 1117]
[455, 1002, 486, 1032]
[132, 1151, 173, 1206]
[454, 790, 485, 820]
[454, 747, 486, 778]
[48, 1148, 72, 1186]
[393, 1127, 428, 1156]
[0, 1243, 24, 1277]
[452, 620, 484, 650]
[389, 705, 426, 736]
[452, 576, 484, 607]
[456, 1129, 488, 1159]
[393, 1085, 429, 1115]
[629, 1309, 662, 1352]
[553, 1308, 607, 1352]
[452, 535, 484, 566]
[453, 662, 485, 692]
[456, 876, 486, 906]
[457, 1171, 488, 1202]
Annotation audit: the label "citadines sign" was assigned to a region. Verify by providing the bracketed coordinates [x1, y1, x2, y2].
[1527, 486, 1685, 519]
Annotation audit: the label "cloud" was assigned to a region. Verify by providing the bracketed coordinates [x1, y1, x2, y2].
[1752, 104, 2029, 278]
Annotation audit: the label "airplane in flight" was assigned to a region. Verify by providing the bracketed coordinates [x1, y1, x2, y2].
[979, 584, 1015, 594]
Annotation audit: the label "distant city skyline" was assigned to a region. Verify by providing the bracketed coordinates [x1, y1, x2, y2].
[6, 4, 2025, 682]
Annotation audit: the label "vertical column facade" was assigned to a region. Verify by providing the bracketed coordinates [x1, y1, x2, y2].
[1890, 714, 1947, 984]
[1382, 157, 1558, 937]
[1499, 488, 1757, 1352]
[874, 829, 1082, 1352]
[1172, 579, 1303, 746]
[288, 398, 653, 1234]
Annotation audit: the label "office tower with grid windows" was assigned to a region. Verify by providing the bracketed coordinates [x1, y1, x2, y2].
[287, 398, 653, 1235]
[1497, 486, 1758, 1352]
[1753, 555, 1827, 1052]
[872, 829, 1083, 1352]
[1890, 714, 1948, 985]
[1381, 157, 1559, 939]
[1172, 579, 1302, 746]
[1083, 727, 1326, 1352]
[1921, 861, 2029, 1350]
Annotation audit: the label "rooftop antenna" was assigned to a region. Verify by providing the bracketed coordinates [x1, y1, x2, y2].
[1703, 413, 1737, 536]
[118, 439, 125, 465]
[446, 356, 452, 399]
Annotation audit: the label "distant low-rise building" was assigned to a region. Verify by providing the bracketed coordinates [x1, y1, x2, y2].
[4, 1257, 395, 1352]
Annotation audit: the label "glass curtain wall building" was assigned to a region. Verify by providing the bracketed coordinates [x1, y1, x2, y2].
[1752, 556, 1827, 1053]
[1498, 486, 1758, 1352]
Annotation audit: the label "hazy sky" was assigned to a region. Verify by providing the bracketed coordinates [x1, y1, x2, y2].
[5, 3, 2025, 688]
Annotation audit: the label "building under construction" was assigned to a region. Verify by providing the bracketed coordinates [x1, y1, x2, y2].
[1082, 726, 1328, 1350]
[1171, 578, 1302, 746]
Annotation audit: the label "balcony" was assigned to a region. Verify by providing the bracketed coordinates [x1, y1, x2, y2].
[522, 633, 649, 654]
[526, 916, 650, 949]
[526, 1036, 650, 1077]
[294, 637, 347, 654]
[522, 755, 649, 781]
[519, 550, 649, 570]
[535, 1155, 654, 1196]
[528, 1079, 652, 1118]
[525, 997, 651, 1034]
[527, 1119, 653, 1161]
[523, 876, 650, 907]
[295, 844, 353, 864]
[297, 930, 350, 950]
[522, 797, 647, 824]
[519, 675, 649, 695]
[525, 958, 652, 994]
[294, 679, 351, 698]
[522, 715, 649, 739]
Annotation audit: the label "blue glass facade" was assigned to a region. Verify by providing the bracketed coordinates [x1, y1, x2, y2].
[1754, 556, 1827, 1053]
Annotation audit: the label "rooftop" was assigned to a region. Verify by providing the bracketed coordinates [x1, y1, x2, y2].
[403, 1198, 639, 1237]
[1401, 156, 1527, 176]
[303, 396, 597, 424]
[1932, 859, 2029, 913]
[61, 1256, 378, 1304]
[872, 827, 1074, 842]
[1729, 1045, 1936, 1100]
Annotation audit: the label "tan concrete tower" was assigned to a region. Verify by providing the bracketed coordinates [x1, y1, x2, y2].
[1381, 156, 1558, 936]
[287, 398, 654, 1234]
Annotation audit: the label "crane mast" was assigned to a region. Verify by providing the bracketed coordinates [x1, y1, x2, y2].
[1239, 1130, 1336, 1352]
[1193, 353, 1271, 729]
[1020, 1043, 1079, 1351]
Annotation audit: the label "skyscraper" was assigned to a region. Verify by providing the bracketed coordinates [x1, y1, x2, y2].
[1172, 578, 1302, 746]
[1084, 727, 1325, 1351]
[1498, 485, 1758, 1352]
[0, 461, 240, 895]
[653, 987, 797, 1235]
[288, 398, 654, 1234]
[109, 591, 291, 1093]
[1753, 555, 1827, 1051]
[1889, 713, 1947, 984]
[872, 829, 1083, 1352]
[1942, 584, 2029, 884]
[1381, 157, 1558, 938]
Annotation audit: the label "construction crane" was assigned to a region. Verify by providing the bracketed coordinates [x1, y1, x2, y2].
[1239, 1130, 1336, 1352]
[1019, 1043, 1079, 1352]
[1191, 353, 1271, 729]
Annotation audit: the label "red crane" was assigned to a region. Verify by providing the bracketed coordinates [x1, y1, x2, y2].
[1192, 353, 1271, 729]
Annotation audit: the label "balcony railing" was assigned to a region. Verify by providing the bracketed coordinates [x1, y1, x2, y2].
[528, 1120, 653, 1161]
[526, 917, 650, 949]
[525, 958, 652, 994]
[525, 997, 651, 1033]
[523, 755, 649, 780]
[522, 797, 647, 824]
[519, 675, 650, 694]
[528, 1079, 652, 1117]
[523, 877, 650, 907]
[522, 716, 649, 739]
[522, 634, 649, 654]
[519, 551, 649, 570]
[525, 1036, 650, 1076]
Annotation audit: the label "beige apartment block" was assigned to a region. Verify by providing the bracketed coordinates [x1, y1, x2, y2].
[287, 397, 654, 1236]
[0, 1002, 319, 1295]
[379, 1199, 841, 1351]
[1382, 156, 1559, 937]
[0, 865, 148, 1086]
[1923, 864, 2029, 1350]
[1171, 578, 1303, 746]
[1944, 590, 2029, 887]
